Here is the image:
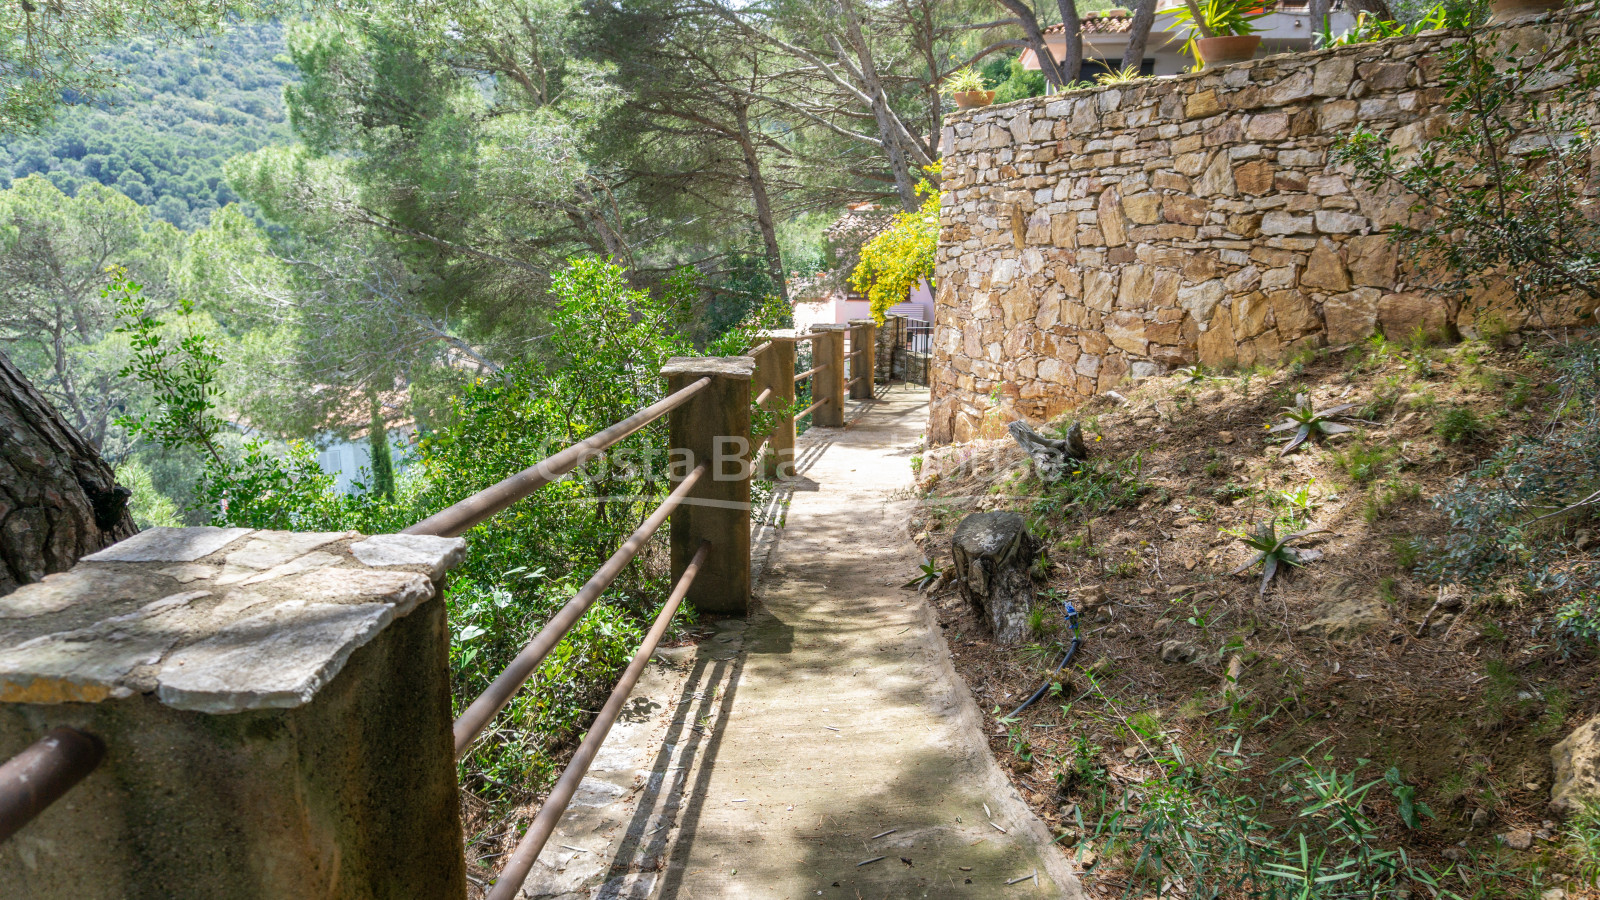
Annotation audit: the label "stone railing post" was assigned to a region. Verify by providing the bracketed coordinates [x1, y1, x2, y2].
[809, 324, 848, 427]
[662, 357, 752, 615]
[751, 333, 796, 480]
[0, 526, 469, 899]
[848, 319, 876, 400]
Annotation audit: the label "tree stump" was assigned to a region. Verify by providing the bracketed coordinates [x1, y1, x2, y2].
[0, 352, 134, 595]
[951, 511, 1038, 647]
[1007, 421, 1087, 482]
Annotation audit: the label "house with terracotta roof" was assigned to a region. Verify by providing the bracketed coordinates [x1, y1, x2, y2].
[1020, 1, 1358, 79]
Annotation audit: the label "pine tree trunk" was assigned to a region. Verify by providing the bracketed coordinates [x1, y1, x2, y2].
[0, 351, 135, 595]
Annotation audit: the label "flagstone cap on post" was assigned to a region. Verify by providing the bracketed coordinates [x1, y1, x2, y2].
[0, 526, 465, 713]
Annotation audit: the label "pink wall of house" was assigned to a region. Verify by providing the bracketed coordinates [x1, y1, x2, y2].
[791, 280, 934, 333]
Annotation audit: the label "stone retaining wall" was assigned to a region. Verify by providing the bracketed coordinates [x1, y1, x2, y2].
[930, 6, 1599, 443]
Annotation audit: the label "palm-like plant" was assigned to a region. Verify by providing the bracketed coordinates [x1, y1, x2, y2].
[1269, 394, 1365, 455]
[1230, 522, 1325, 595]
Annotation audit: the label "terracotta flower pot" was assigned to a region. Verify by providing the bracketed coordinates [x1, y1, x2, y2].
[1486, 0, 1564, 23]
[952, 90, 996, 109]
[1195, 35, 1261, 68]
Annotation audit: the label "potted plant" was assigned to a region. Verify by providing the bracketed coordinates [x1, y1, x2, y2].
[1173, 0, 1273, 68]
[942, 68, 995, 109]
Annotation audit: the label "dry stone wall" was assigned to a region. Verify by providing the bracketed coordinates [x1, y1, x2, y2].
[930, 7, 1599, 444]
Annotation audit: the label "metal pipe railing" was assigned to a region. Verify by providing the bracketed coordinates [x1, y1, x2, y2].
[452, 463, 709, 756]
[405, 377, 712, 538]
[794, 365, 825, 382]
[0, 727, 104, 844]
[747, 340, 773, 357]
[485, 542, 710, 900]
[796, 397, 827, 420]
[754, 386, 773, 407]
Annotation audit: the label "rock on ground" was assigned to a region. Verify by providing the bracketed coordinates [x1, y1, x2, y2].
[1550, 714, 1600, 816]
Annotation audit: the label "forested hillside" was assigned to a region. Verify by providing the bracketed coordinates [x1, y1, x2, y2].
[0, 22, 292, 230]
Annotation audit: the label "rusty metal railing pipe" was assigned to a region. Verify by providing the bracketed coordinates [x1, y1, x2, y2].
[794, 365, 825, 383]
[405, 377, 712, 538]
[796, 397, 827, 420]
[452, 463, 709, 757]
[485, 541, 710, 900]
[0, 727, 104, 844]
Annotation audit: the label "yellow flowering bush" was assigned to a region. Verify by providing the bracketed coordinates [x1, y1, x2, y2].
[850, 179, 939, 323]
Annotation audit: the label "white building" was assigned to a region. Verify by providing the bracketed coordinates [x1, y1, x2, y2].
[1020, 1, 1358, 79]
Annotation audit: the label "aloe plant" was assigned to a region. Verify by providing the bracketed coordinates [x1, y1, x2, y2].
[1230, 522, 1325, 595]
[1269, 393, 1365, 455]
[905, 558, 946, 591]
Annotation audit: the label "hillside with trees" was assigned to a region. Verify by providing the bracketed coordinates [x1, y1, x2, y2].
[0, 22, 293, 230]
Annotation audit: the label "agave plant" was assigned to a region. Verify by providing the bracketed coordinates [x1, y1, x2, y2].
[905, 558, 947, 591]
[1230, 522, 1325, 595]
[1269, 393, 1365, 454]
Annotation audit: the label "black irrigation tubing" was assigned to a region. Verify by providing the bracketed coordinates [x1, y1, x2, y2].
[1007, 601, 1082, 720]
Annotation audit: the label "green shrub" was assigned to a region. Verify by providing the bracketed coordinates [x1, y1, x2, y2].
[1426, 340, 1600, 643]
[1434, 406, 1489, 443]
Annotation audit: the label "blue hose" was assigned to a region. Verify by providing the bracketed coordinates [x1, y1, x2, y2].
[1007, 600, 1081, 719]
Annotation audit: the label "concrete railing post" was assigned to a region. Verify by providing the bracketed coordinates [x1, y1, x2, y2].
[662, 357, 752, 615]
[0, 526, 469, 899]
[809, 324, 847, 427]
[848, 319, 876, 400]
[751, 334, 796, 480]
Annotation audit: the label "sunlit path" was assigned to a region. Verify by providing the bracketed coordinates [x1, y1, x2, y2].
[537, 386, 1082, 899]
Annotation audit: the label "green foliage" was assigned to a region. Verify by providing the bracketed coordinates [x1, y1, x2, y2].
[447, 569, 642, 804]
[941, 67, 986, 94]
[1336, 8, 1600, 317]
[0, 176, 188, 454]
[1029, 450, 1146, 527]
[115, 460, 183, 528]
[905, 558, 944, 590]
[1268, 393, 1361, 455]
[1434, 405, 1488, 444]
[1317, 4, 1479, 48]
[1171, 0, 1273, 60]
[1384, 767, 1434, 830]
[0, 22, 294, 228]
[1083, 746, 1454, 899]
[1331, 439, 1397, 484]
[987, 58, 1046, 104]
[1425, 340, 1600, 643]
[849, 172, 938, 323]
[1229, 522, 1325, 596]
[1563, 803, 1600, 885]
[0, 1, 289, 135]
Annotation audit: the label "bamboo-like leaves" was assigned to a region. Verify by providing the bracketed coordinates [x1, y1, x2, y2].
[1230, 522, 1326, 595]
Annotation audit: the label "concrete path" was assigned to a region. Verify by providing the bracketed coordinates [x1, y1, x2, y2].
[522, 386, 1080, 900]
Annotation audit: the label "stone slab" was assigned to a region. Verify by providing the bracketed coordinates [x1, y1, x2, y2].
[350, 533, 469, 580]
[156, 601, 397, 712]
[659, 356, 755, 379]
[83, 526, 251, 563]
[0, 568, 148, 619]
[0, 528, 446, 712]
[223, 531, 352, 570]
